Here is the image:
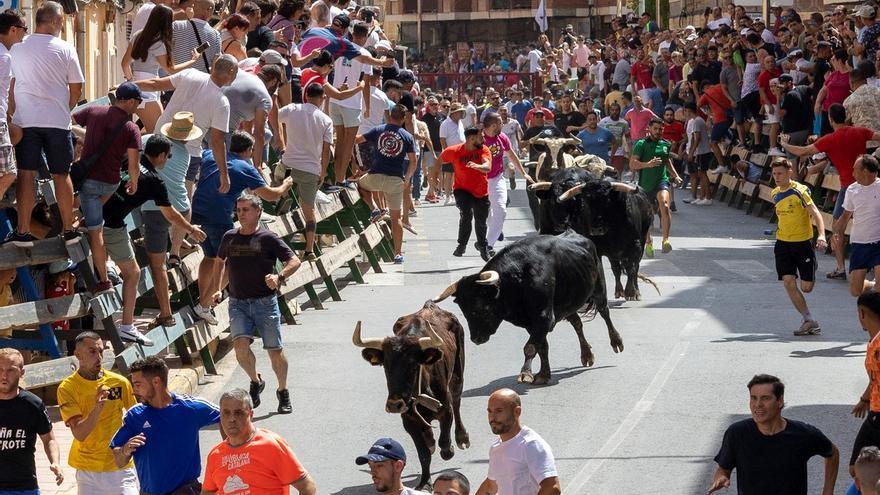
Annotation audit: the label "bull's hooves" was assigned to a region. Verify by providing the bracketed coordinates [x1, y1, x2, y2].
[614, 291, 625, 299]
[612, 342, 624, 353]
[581, 356, 595, 367]
[457, 440, 471, 449]
[440, 448, 455, 460]
[517, 373, 535, 384]
[456, 433, 470, 450]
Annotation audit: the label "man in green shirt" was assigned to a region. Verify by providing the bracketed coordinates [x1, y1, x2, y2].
[629, 118, 682, 257]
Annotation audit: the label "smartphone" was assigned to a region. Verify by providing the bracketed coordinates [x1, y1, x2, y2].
[196, 42, 210, 54]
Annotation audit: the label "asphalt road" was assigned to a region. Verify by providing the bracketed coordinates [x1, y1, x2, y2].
[197, 182, 866, 495]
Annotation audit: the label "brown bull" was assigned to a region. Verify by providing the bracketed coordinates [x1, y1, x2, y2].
[353, 301, 470, 490]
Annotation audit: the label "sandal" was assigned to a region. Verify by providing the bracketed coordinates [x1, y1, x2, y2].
[167, 254, 181, 269]
[826, 269, 847, 280]
[150, 315, 177, 328]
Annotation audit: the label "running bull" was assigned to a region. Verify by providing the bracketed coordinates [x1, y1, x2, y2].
[353, 301, 470, 490]
[532, 167, 657, 301]
[433, 230, 624, 385]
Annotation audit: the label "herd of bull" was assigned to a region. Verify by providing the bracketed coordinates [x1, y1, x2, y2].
[352, 140, 661, 489]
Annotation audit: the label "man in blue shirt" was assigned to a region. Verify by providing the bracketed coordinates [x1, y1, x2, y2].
[110, 356, 221, 495]
[510, 90, 533, 128]
[190, 131, 294, 325]
[577, 113, 616, 164]
[355, 104, 417, 264]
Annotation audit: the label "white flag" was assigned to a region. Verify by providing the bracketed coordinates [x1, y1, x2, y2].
[535, 0, 548, 32]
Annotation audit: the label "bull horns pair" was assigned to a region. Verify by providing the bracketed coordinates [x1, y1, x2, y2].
[556, 181, 638, 202]
[432, 271, 500, 302]
[352, 321, 444, 350]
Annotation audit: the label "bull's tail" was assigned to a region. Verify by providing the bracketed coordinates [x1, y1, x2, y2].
[577, 300, 599, 321]
[638, 272, 661, 295]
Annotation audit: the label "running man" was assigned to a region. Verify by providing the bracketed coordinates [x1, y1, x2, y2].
[629, 117, 682, 257]
[769, 158, 827, 336]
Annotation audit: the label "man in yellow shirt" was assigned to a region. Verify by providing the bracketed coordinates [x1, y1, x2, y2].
[57, 331, 137, 493]
[770, 158, 827, 337]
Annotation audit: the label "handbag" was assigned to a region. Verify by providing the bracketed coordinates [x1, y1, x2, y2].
[70, 117, 129, 191]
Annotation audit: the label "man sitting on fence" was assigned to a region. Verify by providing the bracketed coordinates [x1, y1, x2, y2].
[217, 192, 302, 414]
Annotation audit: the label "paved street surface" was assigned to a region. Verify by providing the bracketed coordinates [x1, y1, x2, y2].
[197, 183, 865, 494]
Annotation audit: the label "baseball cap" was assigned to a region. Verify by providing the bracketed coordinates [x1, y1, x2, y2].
[259, 49, 288, 66]
[115, 81, 145, 101]
[375, 39, 393, 51]
[355, 438, 406, 465]
[332, 13, 351, 29]
[778, 74, 794, 83]
[787, 48, 803, 58]
[858, 5, 876, 18]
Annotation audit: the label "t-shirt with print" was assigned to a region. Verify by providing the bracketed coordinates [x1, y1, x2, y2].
[192, 150, 266, 225]
[632, 137, 671, 191]
[487, 426, 558, 495]
[440, 143, 491, 198]
[156, 69, 230, 157]
[0, 390, 52, 490]
[577, 127, 614, 163]
[599, 117, 629, 157]
[217, 226, 294, 300]
[483, 132, 511, 179]
[103, 160, 172, 229]
[843, 178, 880, 244]
[203, 428, 306, 495]
[686, 117, 711, 156]
[57, 368, 136, 472]
[363, 124, 415, 178]
[501, 119, 522, 152]
[10, 33, 84, 129]
[73, 105, 142, 185]
[866, 331, 880, 412]
[814, 126, 875, 188]
[141, 135, 191, 213]
[772, 181, 815, 242]
[332, 48, 369, 110]
[110, 393, 220, 495]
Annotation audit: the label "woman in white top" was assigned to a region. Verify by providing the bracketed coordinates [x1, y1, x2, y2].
[219, 13, 250, 61]
[121, 5, 200, 132]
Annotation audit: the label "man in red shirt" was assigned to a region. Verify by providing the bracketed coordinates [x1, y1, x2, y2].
[757, 55, 782, 154]
[662, 107, 685, 211]
[697, 82, 734, 172]
[631, 52, 656, 109]
[524, 95, 554, 128]
[781, 103, 880, 279]
[440, 127, 493, 260]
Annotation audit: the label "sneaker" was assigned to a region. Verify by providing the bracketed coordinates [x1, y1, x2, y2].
[768, 147, 787, 157]
[670, 201, 677, 212]
[249, 376, 265, 408]
[645, 243, 654, 258]
[453, 245, 465, 257]
[193, 304, 219, 325]
[661, 240, 672, 253]
[444, 195, 451, 205]
[94, 280, 114, 294]
[5, 231, 36, 248]
[826, 269, 847, 280]
[402, 223, 418, 235]
[337, 180, 357, 190]
[480, 246, 495, 261]
[702, 198, 713, 206]
[320, 183, 343, 193]
[277, 389, 292, 414]
[709, 165, 730, 175]
[315, 190, 333, 205]
[301, 251, 317, 262]
[683, 198, 696, 204]
[393, 254, 404, 264]
[369, 209, 384, 223]
[793, 319, 822, 336]
[409, 209, 418, 217]
[118, 324, 154, 346]
[62, 230, 81, 246]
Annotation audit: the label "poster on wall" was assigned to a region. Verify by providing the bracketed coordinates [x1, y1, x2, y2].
[0, 0, 19, 9]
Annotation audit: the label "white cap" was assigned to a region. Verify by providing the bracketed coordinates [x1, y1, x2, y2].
[858, 5, 876, 18]
[685, 24, 695, 31]
[376, 40, 393, 51]
[658, 41, 671, 51]
[753, 16, 764, 24]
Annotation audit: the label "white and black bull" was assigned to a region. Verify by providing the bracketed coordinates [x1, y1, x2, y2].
[433, 230, 624, 385]
[353, 301, 470, 490]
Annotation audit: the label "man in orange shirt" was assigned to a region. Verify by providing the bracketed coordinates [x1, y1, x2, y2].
[440, 127, 493, 260]
[202, 388, 316, 495]
[851, 291, 880, 480]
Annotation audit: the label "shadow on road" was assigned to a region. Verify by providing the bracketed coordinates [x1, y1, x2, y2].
[462, 366, 613, 398]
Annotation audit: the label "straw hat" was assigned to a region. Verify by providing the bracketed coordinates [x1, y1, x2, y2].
[447, 102, 466, 115]
[160, 112, 204, 142]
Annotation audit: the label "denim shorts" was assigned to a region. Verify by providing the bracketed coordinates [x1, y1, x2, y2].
[15, 127, 73, 174]
[229, 295, 283, 350]
[833, 185, 848, 220]
[80, 179, 120, 230]
[191, 213, 231, 258]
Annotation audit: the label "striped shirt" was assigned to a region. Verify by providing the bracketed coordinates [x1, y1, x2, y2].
[171, 18, 220, 73]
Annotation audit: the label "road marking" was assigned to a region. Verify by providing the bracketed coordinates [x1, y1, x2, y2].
[713, 259, 774, 281]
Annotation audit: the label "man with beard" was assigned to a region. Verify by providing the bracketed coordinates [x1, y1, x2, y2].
[599, 102, 630, 176]
[441, 127, 492, 260]
[522, 111, 564, 230]
[355, 438, 428, 494]
[202, 389, 316, 494]
[110, 356, 221, 495]
[483, 113, 531, 255]
[552, 92, 586, 137]
[57, 332, 137, 493]
[0, 348, 63, 491]
[475, 389, 560, 495]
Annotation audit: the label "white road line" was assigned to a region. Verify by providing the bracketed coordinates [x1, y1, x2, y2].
[713, 259, 774, 281]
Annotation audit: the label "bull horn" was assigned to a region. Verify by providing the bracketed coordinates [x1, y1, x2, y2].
[565, 136, 582, 145]
[418, 323, 444, 350]
[527, 181, 552, 191]
[558, 183, 586, 201]
[432, 281, 458, 302]
[352, 321, 384, 349]
[610, 182, 637, 193]
[476, 270, 500, 286]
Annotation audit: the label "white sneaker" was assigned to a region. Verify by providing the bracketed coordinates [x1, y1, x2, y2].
[194, 304, 219, 325]
[702, 198, 713, 205]
[118, 324, 154, 346]
[315, 190, 333, 205]
[444, 195, 451, 205]
[693, 199, 706, 205]
[768, 147, 787, 157]
[709, 166, 729, 175]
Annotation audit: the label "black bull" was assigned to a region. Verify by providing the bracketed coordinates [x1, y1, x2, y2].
[534, 168, 656, 301]
[433, 230, 624, 385]
[353, 301, 470, 490]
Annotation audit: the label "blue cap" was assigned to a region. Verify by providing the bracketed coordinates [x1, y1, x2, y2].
[355, 438, 406, 465]
[116, 81, 145, 101]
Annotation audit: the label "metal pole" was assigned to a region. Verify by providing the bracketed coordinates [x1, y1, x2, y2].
[417, 0, 423, 52]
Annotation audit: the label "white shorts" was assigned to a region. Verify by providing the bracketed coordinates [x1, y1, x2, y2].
[133, 71, 161, 106]
[76, 467, 138, 495]
[763, 104, 779, 125]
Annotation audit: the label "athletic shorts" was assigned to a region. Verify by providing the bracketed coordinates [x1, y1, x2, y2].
[186, 155, 201, 182]
[851, 412, 880, 466]
[850, 241, 880, 272]
[688, 153, 713, 173]
[288, 168, 320, 206]
[645, 181, 671, 210]
[711, 120, 731, 142]
[774, 239, 816, 281]
[142, 209, 189, 254]
[359, 173, 405, 211]
[741, 91, 761, 121]
[441, 163, 454, 173]
[329, 103, 361, 128]
[15, 127, 73, 174]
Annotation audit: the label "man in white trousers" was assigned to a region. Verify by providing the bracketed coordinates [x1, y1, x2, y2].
[482, 113, 532, 254]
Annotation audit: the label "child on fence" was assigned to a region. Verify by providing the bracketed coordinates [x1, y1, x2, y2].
[46, 260, 76, 332]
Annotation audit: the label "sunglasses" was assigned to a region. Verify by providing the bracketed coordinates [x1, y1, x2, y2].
[14, 24, 27, 32]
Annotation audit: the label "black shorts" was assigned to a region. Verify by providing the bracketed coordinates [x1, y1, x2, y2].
[742, 91, 761, 121]
[687, 153, 713, 173]
[441, 163, 454, 173]
[16, 127, 74, 174]
[851, 412, 880, 465]
[774, 240, 817, 281]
